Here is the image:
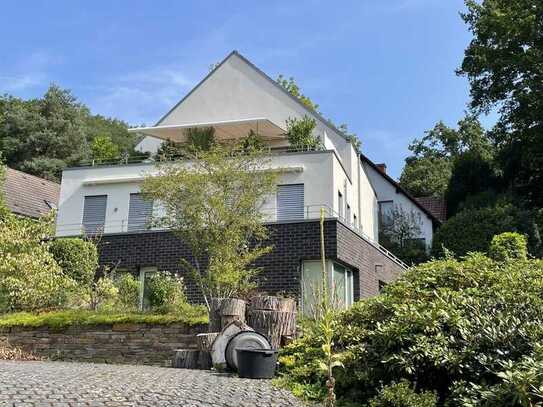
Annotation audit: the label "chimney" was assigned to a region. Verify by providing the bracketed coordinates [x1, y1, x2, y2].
[376, 163, 387, 174]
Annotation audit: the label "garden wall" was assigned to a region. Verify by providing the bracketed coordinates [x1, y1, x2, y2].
[0, 322, 206, 365]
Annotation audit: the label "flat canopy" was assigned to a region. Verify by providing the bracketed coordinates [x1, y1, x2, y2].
[128, 118, 286, 143]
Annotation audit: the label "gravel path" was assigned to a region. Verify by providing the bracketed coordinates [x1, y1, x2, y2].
[0, 360, 302, 406]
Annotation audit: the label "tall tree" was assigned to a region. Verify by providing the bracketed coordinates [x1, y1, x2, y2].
[458, 0, 543, 208]
[400, 115, 494, 201]
[0, 85, 136, 181]
[142, 142, 278, 308]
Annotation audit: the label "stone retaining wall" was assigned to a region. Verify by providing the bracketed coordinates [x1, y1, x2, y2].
[0, 323, 206, 365]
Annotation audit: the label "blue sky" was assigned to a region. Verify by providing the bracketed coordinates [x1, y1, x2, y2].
[0, 0, 474, 178]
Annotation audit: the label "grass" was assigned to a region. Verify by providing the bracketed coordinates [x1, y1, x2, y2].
[0, 304, 208, 329]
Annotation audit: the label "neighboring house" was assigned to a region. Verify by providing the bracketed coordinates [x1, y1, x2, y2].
[2, 167, 60, 218]
[360, 155, 441, 251]
[415, 196, 447, 223]
[55, 50, 432, 309]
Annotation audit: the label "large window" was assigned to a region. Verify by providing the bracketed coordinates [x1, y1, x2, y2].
[127, 193, 153, 232]
[378, 200, 394, 227]
[277, 184, 304, 221]
[82, 195, 107, 234]
[301, 260, 354, 316]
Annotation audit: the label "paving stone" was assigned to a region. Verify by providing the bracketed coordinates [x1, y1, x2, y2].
[0, 361, 302, 406]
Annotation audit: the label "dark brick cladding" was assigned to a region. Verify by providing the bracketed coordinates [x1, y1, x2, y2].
[98, 219, 403, 303]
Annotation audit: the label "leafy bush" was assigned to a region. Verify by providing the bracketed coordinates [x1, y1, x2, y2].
[49, 238, 98, 287]
[89, 276, 119, 311]
[369, 381, 437, 407]
[285, 115, 322, 150]
[114, 273, 140, 311]
[0, 216, 75, 312]
[146, 272, 186, 314]
[432, 203, 541, 257]
[489, 232, 528, 262]
[279, 236, 543, 405]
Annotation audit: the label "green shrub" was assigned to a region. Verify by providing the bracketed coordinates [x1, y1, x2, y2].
[49, 238, 98, 287]
[369, 381, 437, 407]
[146, 272, 186, 314]
[89, 276, 119, 311]
[279, 236, 543, 405]
[115, 273, 140, 311]
[432, 203, 541, 257]
[0, 216, 75, 312]
[489, 232, 528, 262]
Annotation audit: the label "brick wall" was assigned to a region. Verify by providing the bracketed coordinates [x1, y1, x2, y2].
[98, 220, 403, 303]
[0, 323, 206, 366]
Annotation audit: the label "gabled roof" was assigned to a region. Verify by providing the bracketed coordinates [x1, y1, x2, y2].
[360, 153, 441, 225]
[2, 168, 60, 218]
[154, 50, 351, 143]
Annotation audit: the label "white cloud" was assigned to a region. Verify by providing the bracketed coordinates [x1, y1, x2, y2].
[87, 65, 195, 125]
[0, 50, 57, 94]
[0, 74, 45, 92]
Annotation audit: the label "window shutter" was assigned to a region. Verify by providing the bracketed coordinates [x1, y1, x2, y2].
[82, 195, 107, 234]
[128, 193, 153, 232]
[277, 184, 304, 221]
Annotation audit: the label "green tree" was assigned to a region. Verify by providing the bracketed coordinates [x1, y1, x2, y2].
[459, 0, 543, 208]
[90, 135, 120, 163]
[277, 75, 361, 152]
[432, 203, 541, 258]
[400, 116, 496, 214]
[285, 116, 322, 150]
[142, 142, 278, 308]
[0, 85, 136, 180]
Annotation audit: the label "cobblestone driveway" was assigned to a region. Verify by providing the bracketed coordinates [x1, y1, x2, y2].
[0, 361, 302, 406]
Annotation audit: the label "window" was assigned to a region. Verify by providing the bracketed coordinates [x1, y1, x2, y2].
[378, 279, 387, 293]
[301, 260, 354, 315]
[378, 201, 394, 227]
[346, 204, 351, 223]
[338, 191, 344, 219]
[128, 193, 153, 232]
[353, 213, 358, 227]
[277, 184, 304, 221]
[82, 195, 107, 234]
[139, 266, 158, 311]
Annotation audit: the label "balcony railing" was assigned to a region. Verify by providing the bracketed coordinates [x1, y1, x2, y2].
[75, 145, 324, 168]
[55, 205, 408, 269]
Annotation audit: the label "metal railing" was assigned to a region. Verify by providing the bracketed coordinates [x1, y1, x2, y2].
[55, 206, 409, 269]
[74, 145, 324, 168]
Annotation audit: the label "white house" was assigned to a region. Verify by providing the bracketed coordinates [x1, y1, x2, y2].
[55, 51, 438, 307]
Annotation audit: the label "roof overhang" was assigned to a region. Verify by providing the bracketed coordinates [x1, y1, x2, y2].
[128, 118, 286, 143]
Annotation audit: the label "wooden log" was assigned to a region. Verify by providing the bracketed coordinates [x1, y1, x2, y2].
[172, 349, 200, 369]
[220, 298, 246, 317]
[247, 309, 297, 349]
[208, 298, 225, 332]
[197, 351, 212, 370]
[249, 295, 296, 312]
[210, 320, 254, 371]
[209, 298, 247, 332]
[196, 333, 219, 351]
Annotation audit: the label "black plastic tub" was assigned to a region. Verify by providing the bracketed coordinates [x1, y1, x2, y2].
[236, 348, 278, 379]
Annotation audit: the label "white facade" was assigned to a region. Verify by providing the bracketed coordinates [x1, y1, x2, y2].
[363, 161, 435, 249]
[55, 51, 434, 253]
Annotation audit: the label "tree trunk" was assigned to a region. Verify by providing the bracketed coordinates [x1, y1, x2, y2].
[196, 333, 219, 351]
[208, 298, 246, 332]
[172, 349, 199, 369]
[246, 309, 297, 349]
[249, 296, 296, 312]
